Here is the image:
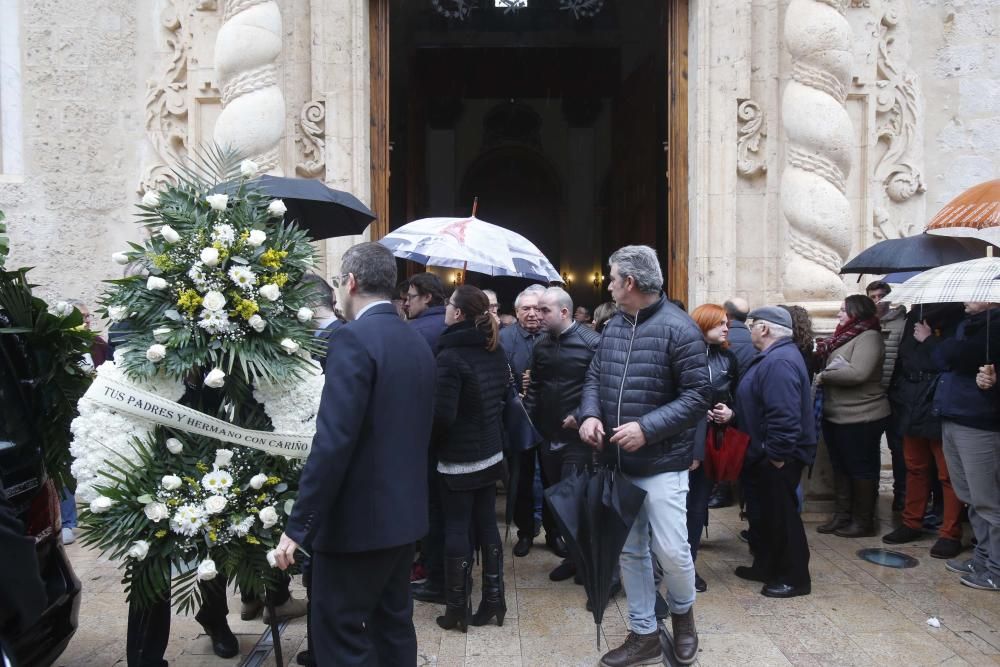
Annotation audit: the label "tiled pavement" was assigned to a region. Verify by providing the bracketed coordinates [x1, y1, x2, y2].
[57, 496, 1000, 666]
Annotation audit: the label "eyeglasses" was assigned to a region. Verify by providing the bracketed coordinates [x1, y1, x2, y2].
[330, 273, 350, 288]
[488, 303, 498, 311]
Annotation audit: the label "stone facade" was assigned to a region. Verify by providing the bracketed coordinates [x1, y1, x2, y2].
[1, 0, 999, 322]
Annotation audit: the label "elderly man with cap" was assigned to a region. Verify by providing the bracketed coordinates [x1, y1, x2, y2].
[732, 306, 817, 598]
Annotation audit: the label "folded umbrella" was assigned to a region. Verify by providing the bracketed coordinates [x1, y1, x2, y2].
[840, 233, 991, 274]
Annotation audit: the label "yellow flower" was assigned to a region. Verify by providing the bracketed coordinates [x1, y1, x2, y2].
[260, 248, 288, 269]
[212, 241, 230, 261]
[261, 272, 289, 287]
[266, 476, 280, 486]
[195, 461, 209, 473]
[166, 498, 179, 507]
[183, 476, 198, 486]
[150, 253, 174, 271]
[208, 531, 217, 542]
[231, 296, 260, 320]
[155, 529, 167, 538]
[246, 535, 260, 545]
[256, 493, 267, 504]
[177, 289, 203, 316]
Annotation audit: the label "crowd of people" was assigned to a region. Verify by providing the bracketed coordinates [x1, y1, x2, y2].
[60, 241, 999, 667]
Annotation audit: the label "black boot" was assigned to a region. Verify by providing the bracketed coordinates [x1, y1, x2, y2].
[835, 479, 878, 538]
[436, 556, 471, 632]
[472, 544, 506, 627]
[817, 472, 852, 534]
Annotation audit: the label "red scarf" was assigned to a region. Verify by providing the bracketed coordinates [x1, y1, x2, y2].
[814, 316, 880, 365]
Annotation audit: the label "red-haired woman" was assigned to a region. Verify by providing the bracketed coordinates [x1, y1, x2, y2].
[433, 285, 509, 632]
[688, 304, 741, 593]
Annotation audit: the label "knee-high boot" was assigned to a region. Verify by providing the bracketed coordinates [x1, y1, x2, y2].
[472, 544, 506, 627]
[436, 556, 471, 633]
[835, 479, 878, 538]
[817, 472, 852, 534]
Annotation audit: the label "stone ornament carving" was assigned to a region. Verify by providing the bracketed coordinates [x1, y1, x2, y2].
[140, 0, 193, 194]
[736, 100, 767, 178]
[295, 100, 326, 178]
[874, 0, 924, 206]
[780, 0, 855, 302]
[213, 0, 285, 174]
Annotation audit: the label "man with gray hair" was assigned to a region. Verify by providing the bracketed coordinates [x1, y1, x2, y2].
[525, 286, 601, 582]
[731, 306, 816, 599]
[579, 245, 709, 666]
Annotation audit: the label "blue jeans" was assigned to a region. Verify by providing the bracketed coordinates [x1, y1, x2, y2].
[621, 470, 695, 634]
[60, 489, 77, 529]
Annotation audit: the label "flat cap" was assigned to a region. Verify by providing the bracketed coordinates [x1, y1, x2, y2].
[748, 306, 792, 330]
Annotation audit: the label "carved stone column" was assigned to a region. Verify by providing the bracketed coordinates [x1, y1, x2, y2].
[780, 0, 855, 306]
[213, 0, 285, 173]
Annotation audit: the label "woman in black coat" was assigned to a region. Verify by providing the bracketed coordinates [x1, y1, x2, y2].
[433, 285, 508, 632]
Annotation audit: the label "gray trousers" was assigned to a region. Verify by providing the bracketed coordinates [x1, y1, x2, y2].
[941, 421, 1000, 577]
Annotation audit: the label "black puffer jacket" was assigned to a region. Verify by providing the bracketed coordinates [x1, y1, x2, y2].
[524, 321, 601, 442]
[433, 321, 509, 464]
[579, 295, 711, 476]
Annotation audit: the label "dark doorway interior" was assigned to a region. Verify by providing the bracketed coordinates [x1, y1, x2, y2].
[389, 0, 668, 312]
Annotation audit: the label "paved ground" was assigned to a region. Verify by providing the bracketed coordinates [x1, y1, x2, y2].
[57, 495, 1000, 666]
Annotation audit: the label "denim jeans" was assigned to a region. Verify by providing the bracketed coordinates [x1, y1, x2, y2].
[60, 489, 77, 530]
[620, 470, 695, 634]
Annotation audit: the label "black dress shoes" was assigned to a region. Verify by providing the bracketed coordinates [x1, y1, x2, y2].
[707, 482, 734, 509]
[412, 578, 446, 604]
[545, 535, 568, 558]
[734, 565, 767, 583]
[513, 536, 532, 557]
[694, 571, 707, 592]
[761, 582, 811, 598]
[549, 559, 576, 582]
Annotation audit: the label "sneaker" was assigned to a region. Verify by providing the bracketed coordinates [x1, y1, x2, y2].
[599, 630, 663, 667]
[960, 571, 1000, 592]
[263, 596, 308, 623]
[929, 538, 962, 560]
[945, 558, 978, 575]
[61, 527, 76, 545]
[881, 524, 923, 545]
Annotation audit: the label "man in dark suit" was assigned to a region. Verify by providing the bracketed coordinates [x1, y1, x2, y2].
[276, 241, 436, 666]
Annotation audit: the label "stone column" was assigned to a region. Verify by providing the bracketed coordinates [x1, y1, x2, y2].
[213, 0, 286, 173]
[780, 0, 854, 313]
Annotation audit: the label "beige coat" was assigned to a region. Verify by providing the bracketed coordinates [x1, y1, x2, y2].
[820, 329, 891, 424]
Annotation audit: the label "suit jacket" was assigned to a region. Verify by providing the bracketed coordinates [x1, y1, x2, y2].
[285, 303, 436, 553]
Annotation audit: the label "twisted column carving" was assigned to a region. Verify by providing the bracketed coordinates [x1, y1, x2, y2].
[780, 0, 855, 302]
[213, 0, 285, 174]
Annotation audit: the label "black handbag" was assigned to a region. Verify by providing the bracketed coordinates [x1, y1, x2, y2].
[502, 366, 543, 453]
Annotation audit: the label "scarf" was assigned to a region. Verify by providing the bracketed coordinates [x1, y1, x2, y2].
[814, 316, 880, 366]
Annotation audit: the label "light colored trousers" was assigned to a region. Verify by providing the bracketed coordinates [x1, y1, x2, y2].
[942, 421, 1000, 578]
[620, 470, 695, 634]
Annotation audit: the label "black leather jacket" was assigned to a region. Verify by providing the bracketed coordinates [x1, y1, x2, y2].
[693, 345, 739, 460]
[579, 294, 711, 476]
[524, 321, 601, 442]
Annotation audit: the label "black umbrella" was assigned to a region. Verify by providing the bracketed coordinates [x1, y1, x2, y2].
[840, 233, 991, 274]
[544, 465, 647, 648]
[217, 175, 375, 240]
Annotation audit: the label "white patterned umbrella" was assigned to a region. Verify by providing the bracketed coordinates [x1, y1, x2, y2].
[887, 257, 1000, 305]
[378, 215, 562, 283]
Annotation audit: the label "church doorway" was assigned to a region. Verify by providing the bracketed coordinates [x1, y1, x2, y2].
[370, 0, 689, 309]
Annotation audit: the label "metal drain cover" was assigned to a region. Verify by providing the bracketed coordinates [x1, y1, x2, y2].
[857, 548, 919, 569]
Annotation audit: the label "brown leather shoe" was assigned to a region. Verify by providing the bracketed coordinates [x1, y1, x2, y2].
[599, 630, 662, 667]
[670, 608, 699, 665]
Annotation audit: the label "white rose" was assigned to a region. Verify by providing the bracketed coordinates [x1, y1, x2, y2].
[248, 314, 267, 333]
[201, 290, 227, 312]
[280, 338, 300, 355]
[165, 438, 184, 454]
[196, 559, 218, 581]
[112, 252, 130, 265]
[258, 506, 279, 529]
[142, 190, 160, 207]
[296, 307, 314, 323]
[267, 199, 287, 218]
[145, 344, 167, 363]
[161, 475, 182, 491]
[204, 368, 226, 388]
[266, 548, 279, 568]
[206, 194, 229, 212]
[49, 301, 73, 318]
[146, 276, 168, 291]
[200, 247, 220, 267]
[247, 230, 267, 247]
[90, 496, 114, 513]
[127, 540, 150, 561]
[214, 449, 234, 468]
[108, 305, 127, 322]
[204, 495, 228, 514]
[160, 225, 180, 243]
[249, 473, 268, 490]
[153, 327, 171, 341]
[259, 283, 280, 302]
[240, 159, 259, 178]
[144, 501, 170, 522]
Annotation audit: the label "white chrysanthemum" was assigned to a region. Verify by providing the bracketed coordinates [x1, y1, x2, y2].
[211, 224, 236, 247]
[187, 263, 210, 291]
[170, 504, 207, 537]
[254, 359, 325, 438]
[197, 309, 232, 335]
[229, 516, 256, 537]
[228, 265, 257, 291]
[201, 469, 234, 494]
